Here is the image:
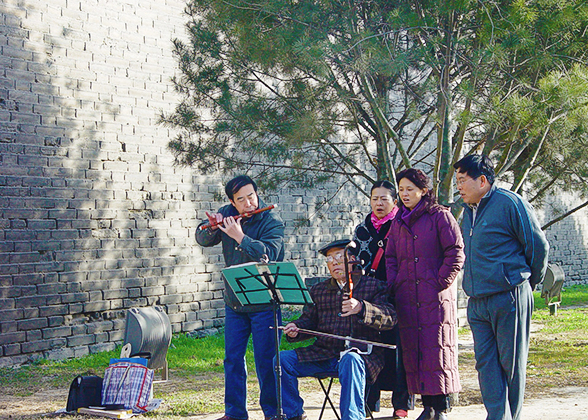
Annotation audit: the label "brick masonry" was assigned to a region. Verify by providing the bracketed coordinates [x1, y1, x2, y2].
[540, 193, 588, 286]
[1, 0, 587, 366]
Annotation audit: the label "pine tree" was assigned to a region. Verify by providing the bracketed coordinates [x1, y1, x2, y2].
[161, 0, 588, 222]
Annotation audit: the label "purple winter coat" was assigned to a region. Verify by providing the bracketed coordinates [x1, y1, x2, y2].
[385, 201, 465, 396]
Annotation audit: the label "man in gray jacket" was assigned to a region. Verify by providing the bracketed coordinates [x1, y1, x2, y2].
[196, 175, 285, 420]
[453, 155, 549, 420]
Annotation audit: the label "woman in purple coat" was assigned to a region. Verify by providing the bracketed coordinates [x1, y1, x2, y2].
[385, 169, 465, 420]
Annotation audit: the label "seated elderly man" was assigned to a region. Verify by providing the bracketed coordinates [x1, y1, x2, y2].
[277, 239, 397, 420]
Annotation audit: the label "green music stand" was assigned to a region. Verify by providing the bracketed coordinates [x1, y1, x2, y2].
[222, 261, 312, 420]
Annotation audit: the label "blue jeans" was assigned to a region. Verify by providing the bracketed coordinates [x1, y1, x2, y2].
[224, 305, 281, 419]
[468, 282, 533, 420]
[277, 350, 366, 420]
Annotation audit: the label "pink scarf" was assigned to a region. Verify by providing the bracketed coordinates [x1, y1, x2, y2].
[371, 207, 398, 232]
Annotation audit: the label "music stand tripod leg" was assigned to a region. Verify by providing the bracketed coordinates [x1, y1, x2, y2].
[272, 298, 286, 420]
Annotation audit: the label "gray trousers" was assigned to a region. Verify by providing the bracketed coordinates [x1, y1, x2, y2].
[467, 281, 533, 420]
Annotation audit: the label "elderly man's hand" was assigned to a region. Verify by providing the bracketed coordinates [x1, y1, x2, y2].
[340, 298, 363, 317]
[283, 322, 300, 338]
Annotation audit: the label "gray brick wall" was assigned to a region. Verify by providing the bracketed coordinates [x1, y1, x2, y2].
[1, 0, 587, 367]
[0, 0, 209, 366]
[541, 193, 588, 286]
[0, 0, 370, 366]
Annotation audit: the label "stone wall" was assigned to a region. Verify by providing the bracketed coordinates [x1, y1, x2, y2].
[0, 0, 362, 366]
[0, 0, 193, 366]
[541, 193, 588, 286]
[1, 0, 588, 367]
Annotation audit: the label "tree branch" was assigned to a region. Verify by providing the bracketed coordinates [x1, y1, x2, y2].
[542, 199, 588, 230]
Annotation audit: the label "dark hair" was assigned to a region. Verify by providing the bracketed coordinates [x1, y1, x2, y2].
[370, 180, 396, 196]
[396, 168, 437, 209]
[225, 175, 257, 200]
[453, 154, 495, 184]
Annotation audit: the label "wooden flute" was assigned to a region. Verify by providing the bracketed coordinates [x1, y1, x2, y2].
[199, 204, 277, 230]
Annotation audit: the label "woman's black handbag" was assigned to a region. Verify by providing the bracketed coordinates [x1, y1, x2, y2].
[66, 375, 104, 412]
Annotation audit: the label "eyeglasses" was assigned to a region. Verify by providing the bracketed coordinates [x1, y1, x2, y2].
[326, 252, 345, 263]
[456, 176, 477, 186]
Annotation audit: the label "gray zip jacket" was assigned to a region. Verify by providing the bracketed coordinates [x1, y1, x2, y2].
[461, 184, 549, 298]
[196, 199, 285, 312]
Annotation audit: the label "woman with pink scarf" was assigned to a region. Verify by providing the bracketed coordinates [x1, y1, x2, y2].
[353, 180, 413, 420]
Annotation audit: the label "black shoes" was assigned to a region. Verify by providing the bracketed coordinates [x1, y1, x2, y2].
[416, 407, 436, 420]
[436, 411, 448, 420]
[415, 407, 449, 420]
[261, 414, 306, 420]
[288, 413, 307, 420]
[218, 414, 307, 420]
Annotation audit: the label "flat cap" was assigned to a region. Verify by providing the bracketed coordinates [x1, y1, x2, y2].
[318, 239, 351, 256]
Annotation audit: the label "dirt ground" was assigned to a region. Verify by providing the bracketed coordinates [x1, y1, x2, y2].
[2, 383, 587, 420]
[1, 326, 587, 420]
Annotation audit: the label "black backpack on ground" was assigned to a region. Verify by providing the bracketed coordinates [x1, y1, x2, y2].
[66, 375, 104, 412]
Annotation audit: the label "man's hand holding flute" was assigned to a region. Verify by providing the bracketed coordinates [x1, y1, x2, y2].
[205, 211, 245, 244]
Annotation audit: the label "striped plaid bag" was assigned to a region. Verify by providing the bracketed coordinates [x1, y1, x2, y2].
[101, 361, 154, 413]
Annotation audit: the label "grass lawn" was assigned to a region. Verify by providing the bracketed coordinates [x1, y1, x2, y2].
[527, 284, 588, 391]
[1, 285, 587, 418]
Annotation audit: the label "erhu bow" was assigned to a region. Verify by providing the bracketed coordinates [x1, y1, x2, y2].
[273, 326, 396, 350]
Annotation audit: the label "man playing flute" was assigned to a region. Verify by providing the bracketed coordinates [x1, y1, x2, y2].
[196, 175, 285, 420]
[278, 239, 397, 420]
